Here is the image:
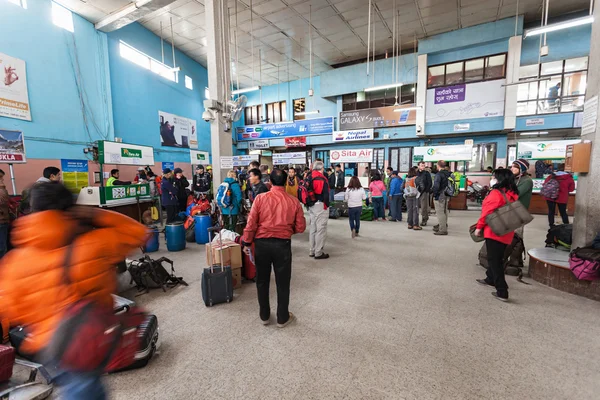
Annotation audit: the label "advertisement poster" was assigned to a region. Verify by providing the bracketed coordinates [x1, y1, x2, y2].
[159, 111, 197, 149]
[426, 80, 506, 123]
[330, 149, 373, 163]
[61, 159, 89, 194]
[162, 162, 174, 172]
[248, 140, 269, 150]
[339, 106, 416, 130]
[236, 117, 333, 141]
[332, 129, 374, 142]
[98, 141, 155, 166]
[516, 139, 581, 160]
[0, 129, 26, 162]
[190, 150, 210, 165]
[273, 152, 307, 165]
[0, 53, 31, 121]
[413, 144, 473, 162]
[285, 136, 306, 148]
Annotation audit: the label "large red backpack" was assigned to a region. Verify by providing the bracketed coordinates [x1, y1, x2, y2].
[298, 174, 326, 208]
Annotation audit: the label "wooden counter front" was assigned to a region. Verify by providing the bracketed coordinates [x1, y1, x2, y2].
[528, 193, 576, 216]
[448, 191, 468, 210]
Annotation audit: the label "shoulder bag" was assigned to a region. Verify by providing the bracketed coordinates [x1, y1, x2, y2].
[485, 190, 534, 236]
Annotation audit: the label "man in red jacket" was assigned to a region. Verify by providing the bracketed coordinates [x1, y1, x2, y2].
[543, 168, 575, 227]
[242, 169, 306, 328]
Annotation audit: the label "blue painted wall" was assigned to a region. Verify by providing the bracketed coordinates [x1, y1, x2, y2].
[521, 24, 591, 65]
[0, 0, 113, 159]
[106, 23, 210, 163]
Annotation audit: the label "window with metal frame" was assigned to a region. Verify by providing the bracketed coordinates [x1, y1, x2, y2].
[427, 53, 507, 88]
[266, 101, 287, 123]
[315, 150, 330, 168]
[342, 87, 416, 111]
[388, 147, 413, 172]
[516, 57, 588, 116]
[465, 143, 497, 172]
[244, 105, 262, 126]
[372, 148, 385, 171]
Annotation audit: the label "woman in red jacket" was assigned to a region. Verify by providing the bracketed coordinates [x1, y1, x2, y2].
[474, 169, 519, 302]
[543, 170, 575, 227]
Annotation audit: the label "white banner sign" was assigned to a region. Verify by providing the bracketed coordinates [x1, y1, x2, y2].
[582, 95, 598, 135]
[159, 111, 198, 149]
[190, 150, 210, 165]
[273, 152, 307, 165]
[330, 148, 373, 163]
[99, 141, 155, 166]
[454, 123, 470, 132]
[220, 156, 233, 169]
[525, 118, 545, 127]
[332, 129, 374, 142]
[0, 53, 31, 121]
[426, 79, 506, 123]
[248, 140, 269, 150]
[517, 139, 581, 160]
[413, 144, 473, 162]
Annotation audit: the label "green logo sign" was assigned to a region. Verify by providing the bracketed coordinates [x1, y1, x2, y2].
[427, 148, 435, 155]
[255, 127, 263, 132]
[121, 148, 142, 158]
[537, 143, 547, 152]
[196, 153, 206, 160]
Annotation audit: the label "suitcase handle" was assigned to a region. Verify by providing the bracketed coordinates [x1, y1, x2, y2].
[207, 226, 225, 273]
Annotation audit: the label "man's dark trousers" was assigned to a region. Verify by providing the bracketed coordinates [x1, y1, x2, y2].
[255, 238, 292, 324]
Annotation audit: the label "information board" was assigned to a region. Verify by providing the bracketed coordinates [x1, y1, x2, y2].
[61, 159, 89, 194]
[98, 141, 155, 166]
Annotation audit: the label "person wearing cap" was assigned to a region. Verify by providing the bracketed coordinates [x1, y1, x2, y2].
[172, 168, 190, 212]
[387, 171, 404, 222]
[161, 168, 179, 223]
[511, 159, 533, 238]
[133, 167, 147, 183]
[192, 165, 211, 195]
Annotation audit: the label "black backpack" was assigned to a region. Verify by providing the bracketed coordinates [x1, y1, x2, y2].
[128, 255, 188, 293]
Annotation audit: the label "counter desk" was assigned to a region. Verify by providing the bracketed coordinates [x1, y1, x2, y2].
[76, 184, 154, 222]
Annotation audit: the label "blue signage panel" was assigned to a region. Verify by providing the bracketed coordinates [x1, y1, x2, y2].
[162, 162, 175, 171]
[61, 159, 88, 173]
[236, 117, 334, 141]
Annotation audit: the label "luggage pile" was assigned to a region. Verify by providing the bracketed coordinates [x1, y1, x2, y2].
[569, 247, 600, 281]
[478, 233, 528, 280]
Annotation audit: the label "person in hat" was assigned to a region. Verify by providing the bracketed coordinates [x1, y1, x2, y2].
[192, 165, 211, 195]
[161, 168, 179, 223]
[134, 167, 147, 183]
[511, 159, 533, 210]
[172, 168, 190, 212]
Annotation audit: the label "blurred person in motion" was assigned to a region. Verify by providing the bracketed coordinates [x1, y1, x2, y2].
[260, 165, 270, 184]
[474, 169, 519, 302]
[0, 169, 9, 258]
[161, 168, 179, 223]
[242, 169, 306, 328]
[0, 183, 148, 399]
[369, 174, 387, 222]
[344, 176, 366, 238]
[308, 161, 330, 259]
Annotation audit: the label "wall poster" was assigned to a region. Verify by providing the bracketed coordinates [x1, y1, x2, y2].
[0, 129, 26, 162]
[0, 53, 31, 121]
[159, 111, 197, 149]
[339, 106, 417, 130]
[61, 159, 89, 194]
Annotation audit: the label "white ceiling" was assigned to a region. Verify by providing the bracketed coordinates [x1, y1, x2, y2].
[58, 0, 592, 88]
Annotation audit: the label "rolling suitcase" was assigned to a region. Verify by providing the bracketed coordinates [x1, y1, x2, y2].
[0, 344, 15, 383]
[106, 313, 160, 373]
[201, 227, 234, 307]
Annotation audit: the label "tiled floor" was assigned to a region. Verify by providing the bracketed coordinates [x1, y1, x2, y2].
[106, 211, 600, 400]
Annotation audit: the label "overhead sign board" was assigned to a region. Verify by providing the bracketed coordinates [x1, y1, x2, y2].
[236, 117, 334, 141]
[413, 144, 473, 162]
[454, 123, 470, 132]
[220, 154, 260, 169]
[516, 139, 581, 160]
[273, 152, 307, 165]
[0, 129, 26, 163]
[98, 141, 154, 166]
[284, 136, 307, 148]
[339, 105, 416, 130]
[525, 118, 545, 127]
[248, 140, 269, 150]
[332, 129, 374, 142]
[330, 148, 373, 163]
[190, 150, 210, 165]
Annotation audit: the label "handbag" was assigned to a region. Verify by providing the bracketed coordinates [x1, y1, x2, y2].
[485, 190, 534, 236]
[469, 224, 485, 243]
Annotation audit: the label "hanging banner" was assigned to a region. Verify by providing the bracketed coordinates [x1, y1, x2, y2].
[98, 141, 154, 166]
[330, 148, 373, 163]
[236, 117, 333, 140]
[159, 111, 197, 149]
[248, 140, 269, 150]
[426, 80, 506, 123]
[339, 105, 416, 130]
[162, 162, 174, 171]
[190, 150, 210, 165]
[273, 152, 307, 165]
[413, 144, 473, 162]
[0, 53, 31, 121]
[0, 129, 26, 163]
[332, 129, 374, 142]
[285, 136, 306, 148]
[516, 139, 581, 160]
[61, 159, 89, 194]
[220, 154, 260, 169]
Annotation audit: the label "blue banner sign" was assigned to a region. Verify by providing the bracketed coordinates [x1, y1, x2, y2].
[162, 162, 175, 171]
[236, 117, 334, 141]
[61, 159, 88, 172]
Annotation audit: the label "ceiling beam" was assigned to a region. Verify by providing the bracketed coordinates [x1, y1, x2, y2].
[413, 0, 427, 37]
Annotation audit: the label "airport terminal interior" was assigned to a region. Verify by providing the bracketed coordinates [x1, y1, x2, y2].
[1, 0, 600, 399]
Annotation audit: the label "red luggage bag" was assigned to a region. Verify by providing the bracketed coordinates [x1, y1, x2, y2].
[242, 243, 256, 281]
[0, 344, 15, 383]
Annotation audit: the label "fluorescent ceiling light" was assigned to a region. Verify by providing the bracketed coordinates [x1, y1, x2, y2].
[295, 110, 320, 116]
[95, 0, 153, 30]
[364, 83, 403, 92]
[232, 86, 261, 95]
[502, 77, 551, 87]
[394, 106, 422, 112]
[520, 132, 549, 136]
[524, 16, 594, 38]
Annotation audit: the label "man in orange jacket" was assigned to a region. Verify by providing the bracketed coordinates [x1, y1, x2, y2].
[0, 183, 149, 399]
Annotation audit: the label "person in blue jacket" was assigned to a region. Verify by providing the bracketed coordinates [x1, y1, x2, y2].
[161, 168, 179, 223]
[218, 170, 243, 231]
[388, 171, 404, 222]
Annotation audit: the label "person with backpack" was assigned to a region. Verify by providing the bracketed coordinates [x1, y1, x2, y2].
[344, 176, 366, 238]
[369, 174, 387, 222]
[192, 165, 211, 196]
[387, 171, 403, 222]
[432, 160, 452, 236]
[474, 169, 520, 302]
[217, 170, 243, 231]
[404, 167, 422, 230]
[542, 166, 575, 228]
[307, 161, 330, 259]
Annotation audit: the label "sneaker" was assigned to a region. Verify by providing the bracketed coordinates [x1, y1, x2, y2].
[433, 231, 448, 236]
[433, 225, 439, 232]
[309, 254, 315, 258]
[277, 312, 296, 328]
[315, 253, 330, 260]
[408, 225, 413, 229]
[261, 317, 270, 326]
[476, 279, 494, 287]
[412, 226, 422, 231]
[355, 232, 360, 237]
[492, 292, 509, 302]
[351, 229, 356, 239]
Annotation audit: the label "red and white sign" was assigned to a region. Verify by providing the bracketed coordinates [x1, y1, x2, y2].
[285, 136, 306, 148]
[0, 129, 26, 163]
[330, 148, 373, 163]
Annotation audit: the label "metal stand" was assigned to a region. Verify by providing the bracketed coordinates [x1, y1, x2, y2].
[8, 163, 17, 195]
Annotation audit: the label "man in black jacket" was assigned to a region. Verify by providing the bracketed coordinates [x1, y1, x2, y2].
[173, 168, 190, 212]
[249, 168, 269, 203]
[192, 165, 211, 195]
[415, 161, 433, 226]
[326, 168, 335, 203]
[334, 164, 344, 193]
[431, 161, 452, 236]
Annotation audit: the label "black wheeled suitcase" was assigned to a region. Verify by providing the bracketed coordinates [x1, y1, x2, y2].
[201, 227, 234, 307]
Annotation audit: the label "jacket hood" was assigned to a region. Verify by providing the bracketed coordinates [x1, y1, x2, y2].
[224, 177, 237, 184]
[11, 210, 77, 250]
[554, 172, 571, 178]
[36, 177, 51, 183]
[439, 170, 452, 177]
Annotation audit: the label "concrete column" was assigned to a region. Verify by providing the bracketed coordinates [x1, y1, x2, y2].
[504, 35, 522, 131]
[416, 54, 427, 137]
[205, 0, 232, 186]
[573, 5, 600, 247]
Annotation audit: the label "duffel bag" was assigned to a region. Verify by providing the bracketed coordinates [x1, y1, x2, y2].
[360, 206, 374, 221]
[329, 208, 340, 219]
[569, 247, 600, 281]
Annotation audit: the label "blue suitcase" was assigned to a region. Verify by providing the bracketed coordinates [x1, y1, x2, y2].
[201, 227, 233, 307]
